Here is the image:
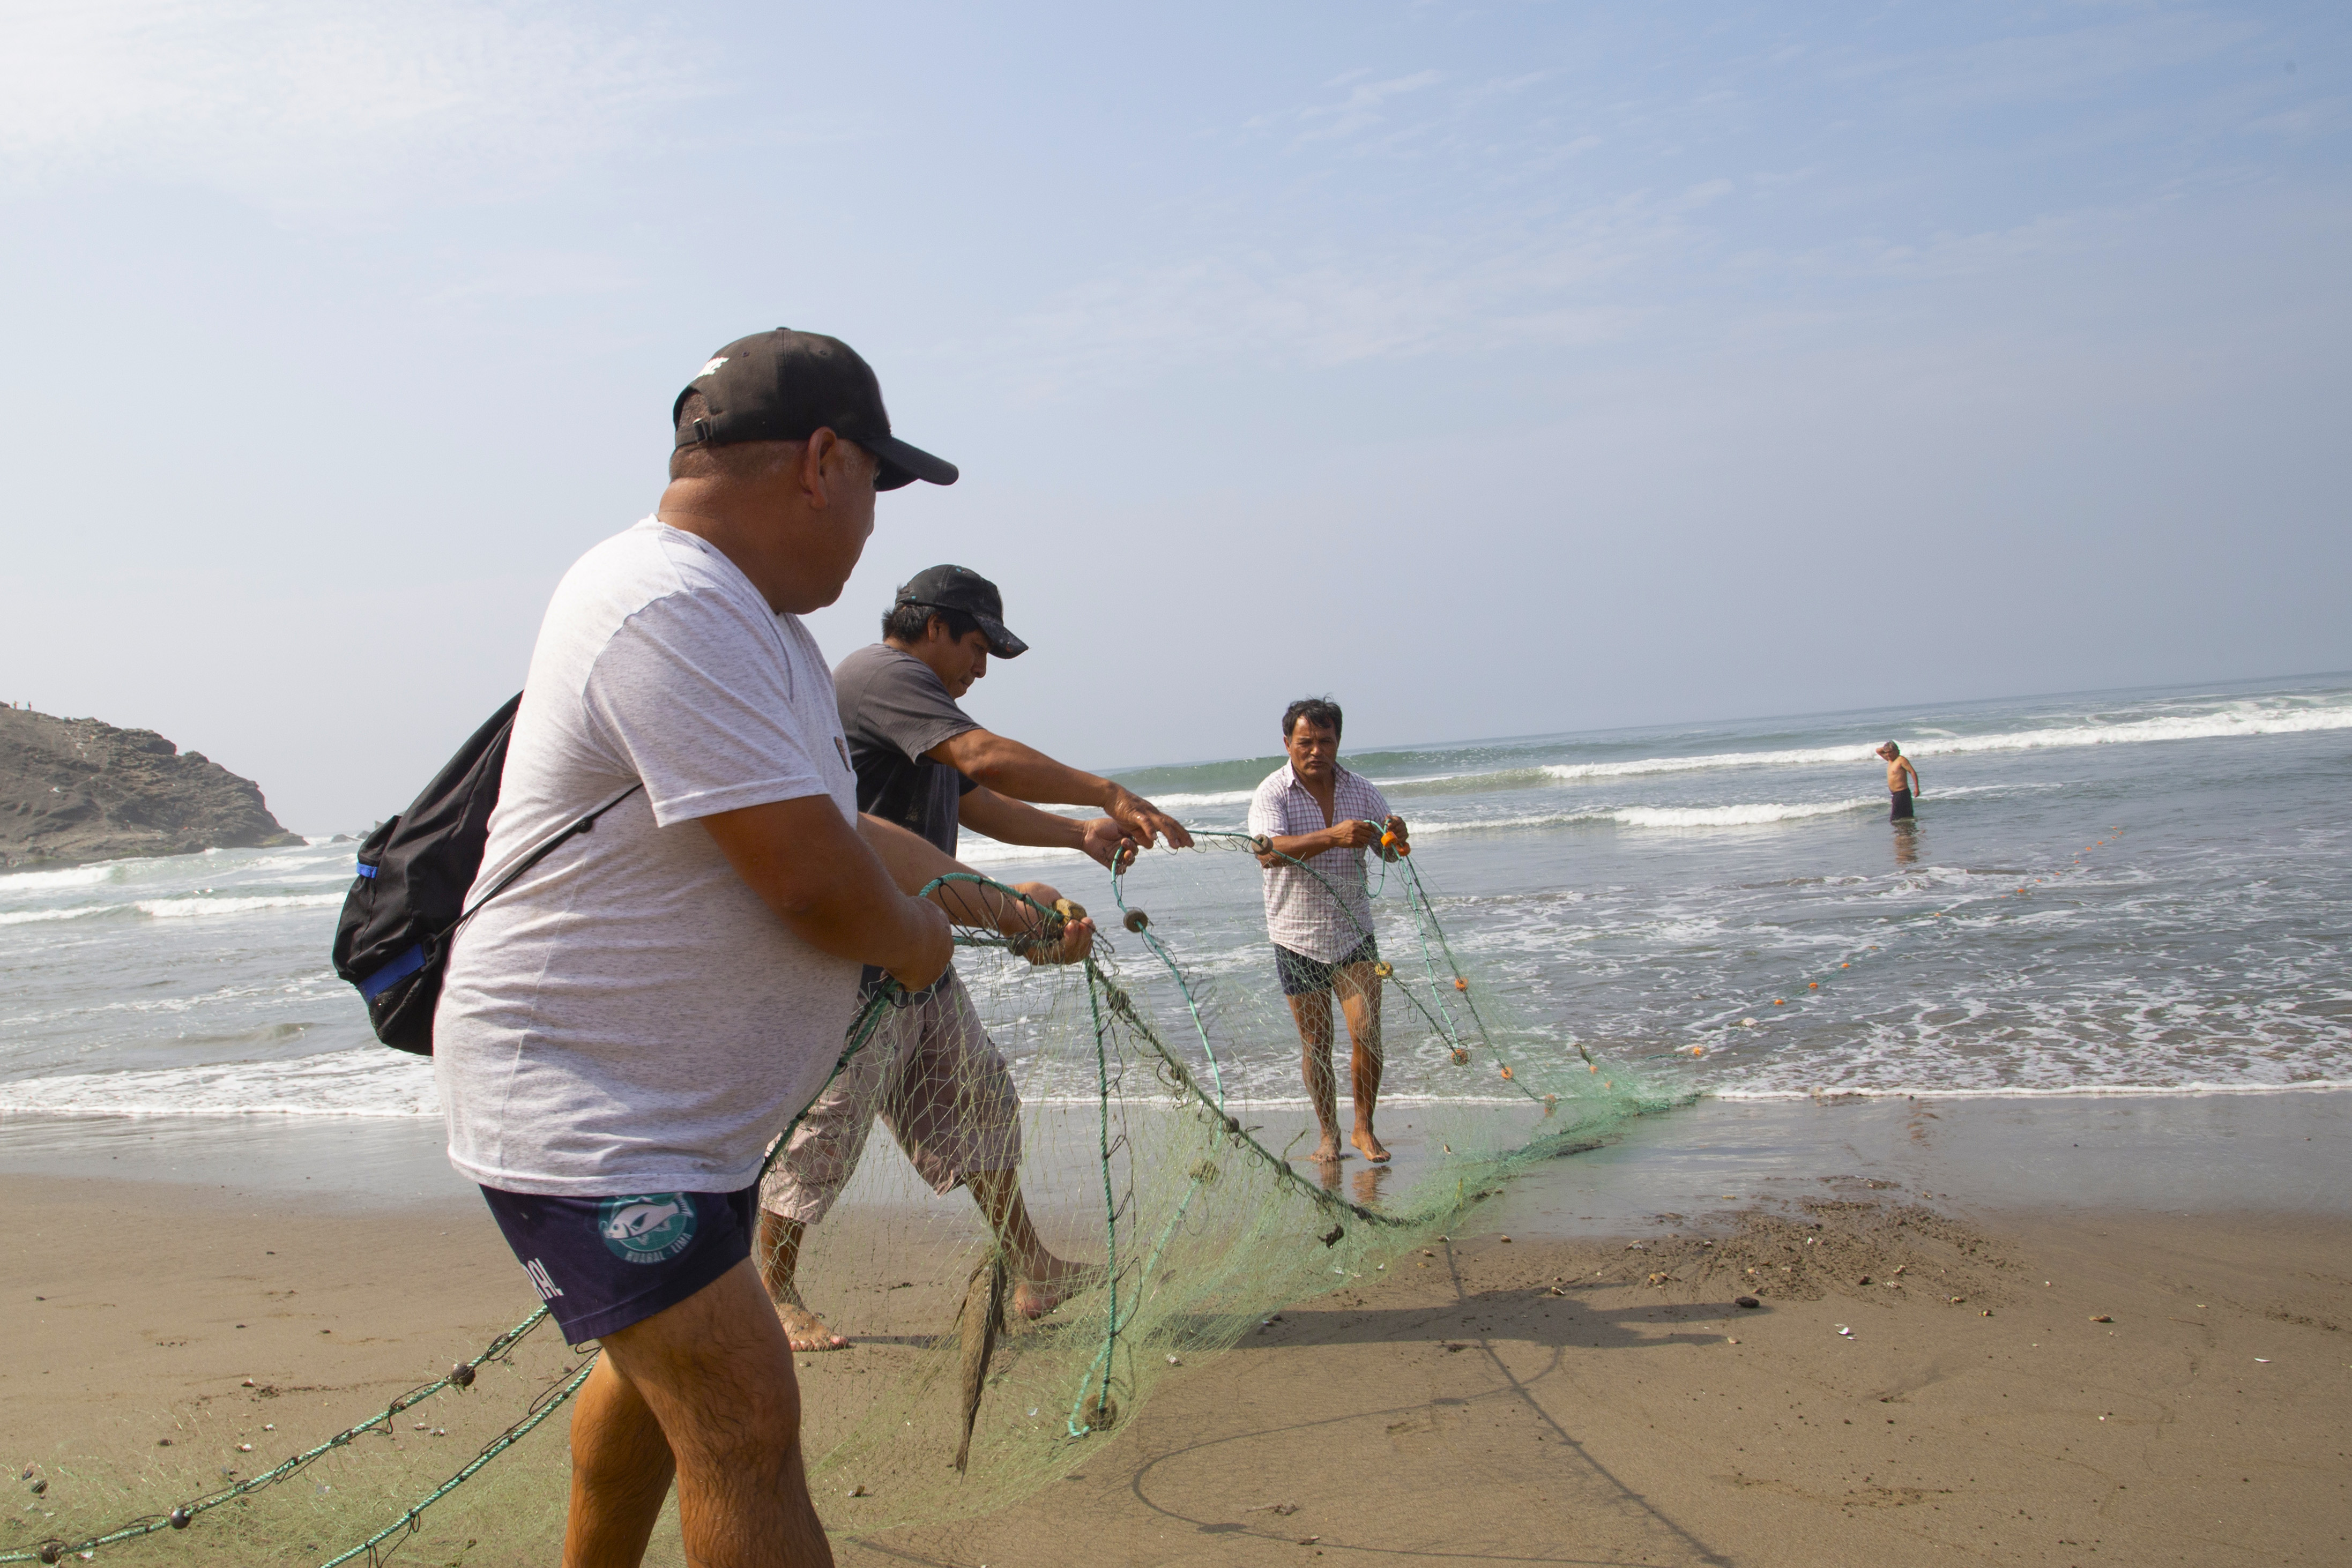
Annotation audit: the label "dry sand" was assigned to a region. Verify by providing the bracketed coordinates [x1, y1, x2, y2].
[6, 1163, 2348, 1567]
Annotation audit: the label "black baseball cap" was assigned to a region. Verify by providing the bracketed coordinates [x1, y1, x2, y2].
[672, 328, 958, 491]
[896, 565, 1027, 658]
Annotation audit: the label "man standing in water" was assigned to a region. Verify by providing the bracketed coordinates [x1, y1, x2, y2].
[756, 564, 1195, 1351]
[1248, 697, 1409, 1164]
[438, 329, 970, 1567]
[1878, 741, 1923, 820]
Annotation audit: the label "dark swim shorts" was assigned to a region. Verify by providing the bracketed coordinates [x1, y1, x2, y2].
[1889, 788, 1915, 822]
[1275, 936, 1379, 997]
[478, 1182, 758, 1347]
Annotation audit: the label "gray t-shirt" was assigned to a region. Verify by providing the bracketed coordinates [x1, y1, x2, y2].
[436, 519, 862, 1198]
[832, 643, 979, 856]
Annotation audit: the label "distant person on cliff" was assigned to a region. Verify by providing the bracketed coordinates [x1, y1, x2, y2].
[437, 329, 1000, 1567]
[755, 564, 1193, 1352]
[1878, 741, 1922, 821]
[1248, 697, 1409, 1165]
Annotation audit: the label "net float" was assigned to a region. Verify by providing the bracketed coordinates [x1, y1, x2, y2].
[1371, 960, 1393, 979]
[1498, 1065, 1514, 1080]
[1122, 909, 1150, 933]
[1054, 898, 1086, 922]
[1453, 977, 1468, 991]
[169, 1508, 191, 1530]
[1450, 1047, 1470, 1065]
[1250, 833, 1272, 855]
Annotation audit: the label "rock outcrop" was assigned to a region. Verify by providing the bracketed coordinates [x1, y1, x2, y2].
[0, 707, 304, 869]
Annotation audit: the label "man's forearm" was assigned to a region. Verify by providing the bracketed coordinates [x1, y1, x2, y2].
[957, 785, 1088, 850]
[700, 797, 948, 985]
[1264, 830, 1336, 860]
[934, 729, 1112, 810]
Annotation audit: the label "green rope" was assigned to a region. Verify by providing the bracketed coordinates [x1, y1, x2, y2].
[1, 1312, 552, 1566]
[1066, 961, 1122, 1438]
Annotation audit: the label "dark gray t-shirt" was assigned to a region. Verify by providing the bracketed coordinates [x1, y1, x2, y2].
[832, 643, 979, 855]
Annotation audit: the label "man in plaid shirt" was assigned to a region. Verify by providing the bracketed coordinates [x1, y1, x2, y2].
[1247, 697, 1411, 1164]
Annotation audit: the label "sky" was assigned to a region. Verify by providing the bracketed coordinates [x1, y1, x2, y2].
[1, 1, 2346, 832]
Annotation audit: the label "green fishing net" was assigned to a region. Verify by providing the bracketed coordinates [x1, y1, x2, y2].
[3, 832, 1670, 1566]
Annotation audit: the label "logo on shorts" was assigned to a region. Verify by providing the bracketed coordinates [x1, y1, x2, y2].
[596, 1194, 698, 1264]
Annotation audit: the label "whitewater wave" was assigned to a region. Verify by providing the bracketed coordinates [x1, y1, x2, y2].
[0, 1049, 436, 1118]
[1607, 798, 1880, 828]
[1532, 699, 2352, 786]
[1400, 798, 1884, 836]
[1144, 788, 1256, 811]
[134, 893, 346, 919]
[0, 905, 114, 927]
[1712, 1079, 2352, 1102]
[0, 863, 121, 893]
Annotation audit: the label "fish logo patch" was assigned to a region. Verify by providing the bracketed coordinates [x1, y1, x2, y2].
[596, 1194, 698, 1264]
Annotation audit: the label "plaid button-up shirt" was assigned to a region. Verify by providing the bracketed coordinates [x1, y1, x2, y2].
[1246, 763, 1393, 964]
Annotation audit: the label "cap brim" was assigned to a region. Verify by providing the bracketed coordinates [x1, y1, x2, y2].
[866, 434, 959, 491]
[973, 612, 1028, 659]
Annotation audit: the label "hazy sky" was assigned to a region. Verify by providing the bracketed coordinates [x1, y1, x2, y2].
[3, 2, 2345, 832]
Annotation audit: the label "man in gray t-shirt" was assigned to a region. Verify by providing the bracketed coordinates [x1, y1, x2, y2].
[756, 564, 1194, 1351]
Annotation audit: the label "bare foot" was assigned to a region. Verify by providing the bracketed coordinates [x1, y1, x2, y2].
[1309, 1132, 1345, 1165]
[1010, 1255, 1101, 1320]
[773, 1297, 848, 1352]
[1351, 1126, 1390, 1164]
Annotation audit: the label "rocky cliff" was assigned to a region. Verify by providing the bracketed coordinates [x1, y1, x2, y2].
[0, 707, 305, 869]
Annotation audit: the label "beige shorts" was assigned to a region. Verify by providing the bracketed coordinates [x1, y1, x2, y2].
[759, 969, 1022, 1226]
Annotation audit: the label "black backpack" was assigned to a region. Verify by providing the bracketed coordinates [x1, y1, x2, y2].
[332, 693, 640, 1054]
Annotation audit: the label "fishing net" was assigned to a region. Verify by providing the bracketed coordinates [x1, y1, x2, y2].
[4, 828, 1676, 1566]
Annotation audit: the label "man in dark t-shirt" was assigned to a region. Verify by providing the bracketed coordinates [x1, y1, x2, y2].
[757, 565, 1192, 1350]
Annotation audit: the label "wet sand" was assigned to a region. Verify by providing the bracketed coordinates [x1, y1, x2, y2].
[4, 1095, 2348, 1566]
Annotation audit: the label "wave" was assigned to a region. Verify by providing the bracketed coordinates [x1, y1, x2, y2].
[1111, 696, 2352, 810]
[1606, 798, 1880, 828]
[1144, 788, 1256, 811]
[0, 905, 115, 927]
[1711, 1079, 2352, 1102]
[0, 1049, 436, 1118]
[1534, 700, 2352, 786]
[133, 893, 345, 919]
[0, 863, 121, 893]
[1398, 798, 1883, 836]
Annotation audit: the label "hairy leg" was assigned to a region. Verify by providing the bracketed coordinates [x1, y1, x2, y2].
[967, 1170, 1095, 1318]
[1336, 964, 1388, 1162]
[753, 1209, 846, 1353]
[1287, 990, 1342, 1162]
[596, 1260, 833, 1568]
[562, 1357, 677, 1568]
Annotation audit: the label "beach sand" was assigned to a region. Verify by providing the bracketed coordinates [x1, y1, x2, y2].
[5, 1099, 2349, 1566]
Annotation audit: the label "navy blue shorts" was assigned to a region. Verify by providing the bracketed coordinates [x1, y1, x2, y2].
[1275, 936, 1379, 997]
[479, 1183, 758, 1348]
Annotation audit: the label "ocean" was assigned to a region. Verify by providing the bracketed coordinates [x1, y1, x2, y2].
[4, 675, 2348, 1129]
